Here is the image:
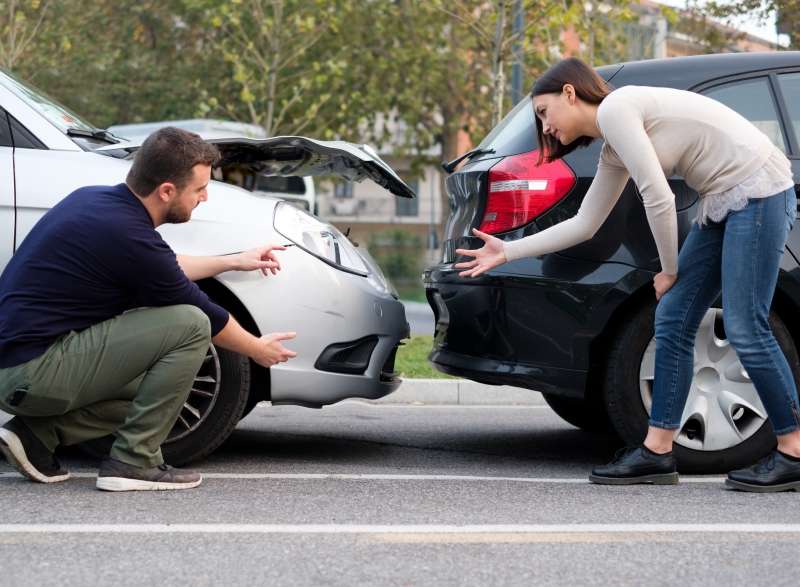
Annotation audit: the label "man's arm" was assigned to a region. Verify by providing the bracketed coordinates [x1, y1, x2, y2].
[212, 314, 297, 367]
[177, 244, 286, 281]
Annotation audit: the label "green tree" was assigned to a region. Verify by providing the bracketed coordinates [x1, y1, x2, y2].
[3, 0, 216, 127]
[188, 0, 397, 140]
[0, 0, 52, 71]
[701, 0, 798, 48]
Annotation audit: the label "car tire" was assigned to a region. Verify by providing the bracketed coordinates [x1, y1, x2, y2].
[603, 300, 799, 474]
[161, 345, 250, 465]
[78, 344, 250, 467]
[542, 393, 615, 434]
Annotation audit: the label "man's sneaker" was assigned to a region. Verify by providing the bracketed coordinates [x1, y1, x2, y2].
[96, 457, 202, 491]
[589, 445, 679, 485]
[725, 451, 800, 493]
[0, 417, 70, 483]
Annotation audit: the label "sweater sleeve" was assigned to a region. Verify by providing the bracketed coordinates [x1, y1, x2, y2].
[596, 94, 679, 274]
[503, 150, 630, 263]
[118, 229, 230, 336]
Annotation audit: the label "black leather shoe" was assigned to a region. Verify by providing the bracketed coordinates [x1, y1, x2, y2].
[0, 417, 70, 483]
[726, 451, 800, 493]
[589, 446, 678, 485]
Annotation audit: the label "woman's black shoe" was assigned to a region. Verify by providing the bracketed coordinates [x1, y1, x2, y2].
[589, 446, 678, 485]
[726, 451, 800, 493]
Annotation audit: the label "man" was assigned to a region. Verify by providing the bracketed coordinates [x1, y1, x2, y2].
[0, 127, 296, 491]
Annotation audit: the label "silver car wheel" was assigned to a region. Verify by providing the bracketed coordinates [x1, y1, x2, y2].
[166, 345, 221, 443]
[639, 308, 767, 452]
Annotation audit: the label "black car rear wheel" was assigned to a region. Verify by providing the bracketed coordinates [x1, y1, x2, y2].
[542, 393, 614, 434]
[603, 300, 799, 473]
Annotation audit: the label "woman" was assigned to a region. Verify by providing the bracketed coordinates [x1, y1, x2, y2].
[456, 57, 800, 492]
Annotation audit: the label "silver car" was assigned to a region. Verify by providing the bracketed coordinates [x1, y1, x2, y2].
[0, 70, 414, 464]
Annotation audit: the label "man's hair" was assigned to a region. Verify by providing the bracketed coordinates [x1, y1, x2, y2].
[126, 127, 220, 196]
[532, 57, 612, 165]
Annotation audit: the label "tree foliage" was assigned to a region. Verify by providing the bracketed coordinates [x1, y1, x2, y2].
[1, 0, 636, 155]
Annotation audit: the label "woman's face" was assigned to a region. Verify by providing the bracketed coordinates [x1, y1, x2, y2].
[533, 86, 579, 145]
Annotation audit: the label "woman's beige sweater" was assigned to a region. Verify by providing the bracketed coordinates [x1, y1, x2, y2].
[503, 85, 793, 274]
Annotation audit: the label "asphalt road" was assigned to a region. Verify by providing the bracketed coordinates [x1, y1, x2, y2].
[1, 402, 799, 586]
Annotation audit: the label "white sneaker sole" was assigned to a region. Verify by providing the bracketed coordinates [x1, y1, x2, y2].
[0, 428, 70, 483]
[96, 476, 203, 492]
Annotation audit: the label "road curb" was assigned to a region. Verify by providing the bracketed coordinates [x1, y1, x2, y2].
[374, 378, 546, 406]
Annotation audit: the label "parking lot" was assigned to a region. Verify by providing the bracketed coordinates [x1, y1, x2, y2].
[1, 399, 799, 586]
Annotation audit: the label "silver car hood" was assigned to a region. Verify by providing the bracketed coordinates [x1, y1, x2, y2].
[97, 135, 416, 199]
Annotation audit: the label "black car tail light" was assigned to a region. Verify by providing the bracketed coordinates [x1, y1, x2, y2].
[479, 149, 576, 234]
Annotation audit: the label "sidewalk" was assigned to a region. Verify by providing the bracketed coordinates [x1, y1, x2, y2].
[375, 378, 546, 406]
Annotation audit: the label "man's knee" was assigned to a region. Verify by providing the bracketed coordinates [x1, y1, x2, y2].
[171, 305, 211, 342]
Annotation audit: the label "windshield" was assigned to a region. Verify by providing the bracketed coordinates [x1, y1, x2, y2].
[0, 69, 97, 134]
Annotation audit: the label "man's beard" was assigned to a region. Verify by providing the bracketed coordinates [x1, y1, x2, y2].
[164, 203, 191, 224]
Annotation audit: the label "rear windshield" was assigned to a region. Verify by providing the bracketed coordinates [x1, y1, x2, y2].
[255, 175, 307, 195]
[476, 97, 536, 157]
[476, 63, 623, 159]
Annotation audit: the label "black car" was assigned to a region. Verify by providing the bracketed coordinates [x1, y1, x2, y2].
[425, 51, 800, 473]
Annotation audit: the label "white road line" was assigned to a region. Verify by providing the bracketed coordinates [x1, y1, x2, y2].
[0, 523, 798, 534]
[262, 403, 551, 410]
[0, 471, 727, 483]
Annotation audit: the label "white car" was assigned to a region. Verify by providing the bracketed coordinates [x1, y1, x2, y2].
[0, 70, 414, 464]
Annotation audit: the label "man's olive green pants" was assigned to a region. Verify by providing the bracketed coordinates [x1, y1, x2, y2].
[0, 305, 211, 468]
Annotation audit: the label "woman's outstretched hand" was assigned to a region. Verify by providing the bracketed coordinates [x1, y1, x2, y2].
[454, 229, 508, 277]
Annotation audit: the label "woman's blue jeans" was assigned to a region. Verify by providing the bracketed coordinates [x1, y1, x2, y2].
[651, 187, 800, 435]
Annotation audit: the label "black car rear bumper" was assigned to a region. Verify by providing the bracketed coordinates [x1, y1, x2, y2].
[424, 257, 652, 400]
[429, 346, 587, 398]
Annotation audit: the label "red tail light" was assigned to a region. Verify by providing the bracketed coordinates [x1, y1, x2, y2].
[479, 150, 576, 234]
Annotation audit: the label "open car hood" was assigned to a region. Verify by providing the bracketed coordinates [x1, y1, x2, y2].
[97, 135, 416, 199]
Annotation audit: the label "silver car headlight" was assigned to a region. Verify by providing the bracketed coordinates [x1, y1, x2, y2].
[273, 202, 392, 295]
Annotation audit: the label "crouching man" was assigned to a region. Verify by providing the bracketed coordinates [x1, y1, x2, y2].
[0, 127, 296, 491]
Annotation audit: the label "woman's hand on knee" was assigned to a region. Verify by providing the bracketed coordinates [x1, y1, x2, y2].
[654, 272, 677, 301]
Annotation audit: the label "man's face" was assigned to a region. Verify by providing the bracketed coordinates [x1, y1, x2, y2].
[165, 164, 212, 224]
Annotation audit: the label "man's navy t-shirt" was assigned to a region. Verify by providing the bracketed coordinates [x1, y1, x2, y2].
[0, 183, 229, 368]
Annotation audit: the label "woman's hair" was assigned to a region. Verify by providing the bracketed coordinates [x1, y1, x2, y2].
[532, 57, 612, 165]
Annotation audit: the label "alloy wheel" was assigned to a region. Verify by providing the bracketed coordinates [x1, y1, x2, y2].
[638, 308, 767, 451]
[166, 345, 221, 443]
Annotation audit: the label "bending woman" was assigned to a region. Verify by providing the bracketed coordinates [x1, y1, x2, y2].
[456, 57, 800, 492]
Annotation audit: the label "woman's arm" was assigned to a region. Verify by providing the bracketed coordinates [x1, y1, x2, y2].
[596, 95, 678, 275]
[503, 159, 630, 262]
[456, 157, 629, 277]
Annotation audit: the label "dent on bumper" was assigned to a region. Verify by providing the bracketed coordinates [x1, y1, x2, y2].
[271, 333, 404, 406]
[429, 347, 587, 399]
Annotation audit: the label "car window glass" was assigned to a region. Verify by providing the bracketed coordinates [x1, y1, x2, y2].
[255, 175, 307, 195]
[0, 108, 12, 148]
[777, 72, 800, 154]
[702, 78, 786, 153]
[8, 114, 45, 149]
[476, 97, 538, 158]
